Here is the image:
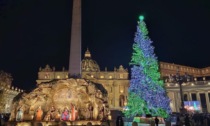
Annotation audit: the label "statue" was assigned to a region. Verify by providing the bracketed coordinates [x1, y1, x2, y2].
[44, 112, 51, 121]
[61, 107, 70, 121]
[93, 103, 98, 120]
[100, 105, 105, 120]
[71, 104, 76, 121]
[75, 107, 78, 120]
[89, 104, 94, 120]
[85, 108, 89, 120]
[35, 106, 43, 121]
[49, 106, 56, 121]
[16, 107, 24, 121]
[43, 106, 56, 121]
[98, 111, 103, 120]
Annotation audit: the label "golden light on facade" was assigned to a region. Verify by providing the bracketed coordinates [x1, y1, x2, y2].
[100, 76, 104, 78]
[120, 74, 123, 78]
[108, 115, 112, 120]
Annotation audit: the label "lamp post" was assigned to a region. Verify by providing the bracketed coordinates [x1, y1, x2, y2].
[167, 67, 194, 113]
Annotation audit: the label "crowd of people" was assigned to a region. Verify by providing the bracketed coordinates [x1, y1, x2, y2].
[0, 113, 10, 126]
[174, 113, 210, 126]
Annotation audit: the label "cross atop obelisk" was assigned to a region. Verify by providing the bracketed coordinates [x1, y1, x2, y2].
[69, 0, 81, 77]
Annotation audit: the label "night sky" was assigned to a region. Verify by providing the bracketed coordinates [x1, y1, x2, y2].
[1, 0, 210, 91]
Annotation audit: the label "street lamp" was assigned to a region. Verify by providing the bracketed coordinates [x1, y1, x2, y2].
[167, 67, 194, 113]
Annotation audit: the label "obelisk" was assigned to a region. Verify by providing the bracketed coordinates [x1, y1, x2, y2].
[69, 0, 81, 77]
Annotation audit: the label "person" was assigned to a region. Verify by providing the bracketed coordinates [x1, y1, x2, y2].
[155, 116, 159, 126]
[176, 116, 180, 126]
[185, 114, 190, 126]
[0, 114, 3, 126]
[116, 115, 124, 126]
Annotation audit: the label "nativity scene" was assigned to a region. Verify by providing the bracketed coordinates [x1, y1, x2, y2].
[9, 79, 110, 122]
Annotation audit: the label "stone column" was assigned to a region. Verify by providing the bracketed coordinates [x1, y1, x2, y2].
[174, 92, 180, 112]
[196, 92, 201, 101]
[169, 92, 176, 112]
[188, 92, 192, 101]
[69, 0, 82, 76]
[113, 83, 118, 107]
[205, 92, 210, 112]
[196, 92, 201, 111]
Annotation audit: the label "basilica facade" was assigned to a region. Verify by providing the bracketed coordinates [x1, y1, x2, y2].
[36, 50, 210, 113]
[36, 49, 129, 110]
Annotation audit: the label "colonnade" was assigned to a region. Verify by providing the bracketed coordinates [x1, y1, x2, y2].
[168, 90, 210, 113]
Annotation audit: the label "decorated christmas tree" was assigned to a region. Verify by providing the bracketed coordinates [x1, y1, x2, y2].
[124, 16, 171, 118]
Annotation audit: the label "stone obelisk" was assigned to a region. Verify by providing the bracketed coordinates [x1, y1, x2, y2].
[69, 0, 81, 77]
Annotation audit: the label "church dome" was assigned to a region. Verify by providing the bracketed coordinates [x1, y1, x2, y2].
[81, 49, 100, 72]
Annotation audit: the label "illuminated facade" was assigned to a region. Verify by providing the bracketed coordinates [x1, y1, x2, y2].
[160, 62, 210, 113]
[159, 61, 210, 77]
[37, 49, 129, 110]
[37, 56, 210, 113]
[0, 71, 22, 113]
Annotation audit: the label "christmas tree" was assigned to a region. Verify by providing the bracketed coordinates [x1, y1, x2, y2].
[124, 16, 171, 118]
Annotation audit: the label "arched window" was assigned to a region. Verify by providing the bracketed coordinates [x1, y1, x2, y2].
[119, 95, 125, 107]
[184, 94, 188, 101]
